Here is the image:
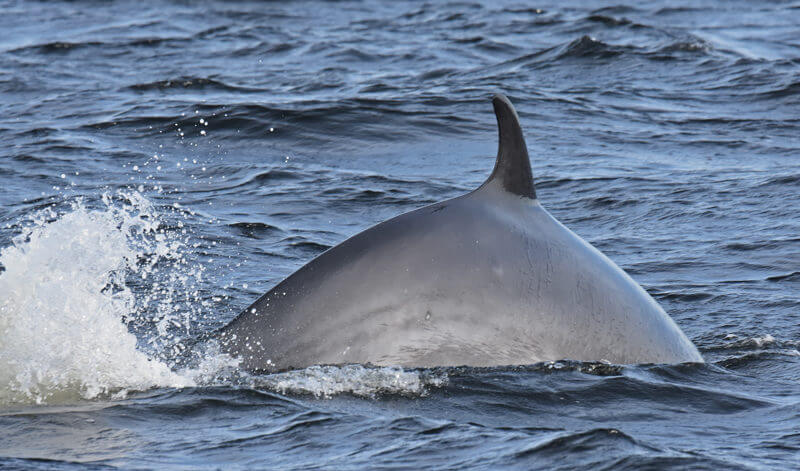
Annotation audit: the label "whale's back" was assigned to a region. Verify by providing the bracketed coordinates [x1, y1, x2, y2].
[219, 182, 701, 371]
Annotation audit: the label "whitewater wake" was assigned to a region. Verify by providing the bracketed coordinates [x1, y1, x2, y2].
[0, 193, 209, 404]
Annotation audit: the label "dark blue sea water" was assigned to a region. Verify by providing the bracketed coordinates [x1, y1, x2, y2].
[1, 0, 799, 469]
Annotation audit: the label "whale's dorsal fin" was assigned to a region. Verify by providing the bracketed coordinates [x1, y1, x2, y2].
[480, 94, 536, 199]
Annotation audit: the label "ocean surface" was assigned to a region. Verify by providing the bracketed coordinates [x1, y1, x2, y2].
[1, 0, 799, 469]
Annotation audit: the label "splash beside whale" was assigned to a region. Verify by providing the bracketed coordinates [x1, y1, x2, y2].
[218, 94, 703, 372]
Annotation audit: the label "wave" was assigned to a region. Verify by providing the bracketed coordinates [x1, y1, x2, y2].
[9, 40, 104, 53]
[755, 81, 800, 100]
[514, 428, 656, 460]
[469, 34, 718, 82]
[128, 77, 262, 93]
[766, 271, 800, 282]
[228, 222, 284, 239]
[585, 15, 634, 27]
[707, 333, 798, 352]
[281, 235, 331, 255]
[7, 26, 232, 55]
[81, 98, 468, 143]
[558, 35, 630, 59]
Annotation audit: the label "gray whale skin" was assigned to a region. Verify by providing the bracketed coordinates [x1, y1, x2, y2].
[218, 94, 703, 372]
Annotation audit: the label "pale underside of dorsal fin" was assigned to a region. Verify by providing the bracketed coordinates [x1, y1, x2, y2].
[478, 94, 536, 199]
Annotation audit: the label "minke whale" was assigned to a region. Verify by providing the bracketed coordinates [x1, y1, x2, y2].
[218, 94, 703, 372]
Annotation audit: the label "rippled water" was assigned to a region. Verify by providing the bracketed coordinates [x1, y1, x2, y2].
[1, 0, 798, 469]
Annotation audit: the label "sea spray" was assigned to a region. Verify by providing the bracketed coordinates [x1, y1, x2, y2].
[0, 193, 203, 404]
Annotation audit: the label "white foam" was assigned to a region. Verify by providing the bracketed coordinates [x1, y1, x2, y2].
[0, 194, 200, 405]
[180, 340, 242, 385]
[750, 334, 776, 348]
[724, 333, 778, 349]
[257, 365, 448, 398]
